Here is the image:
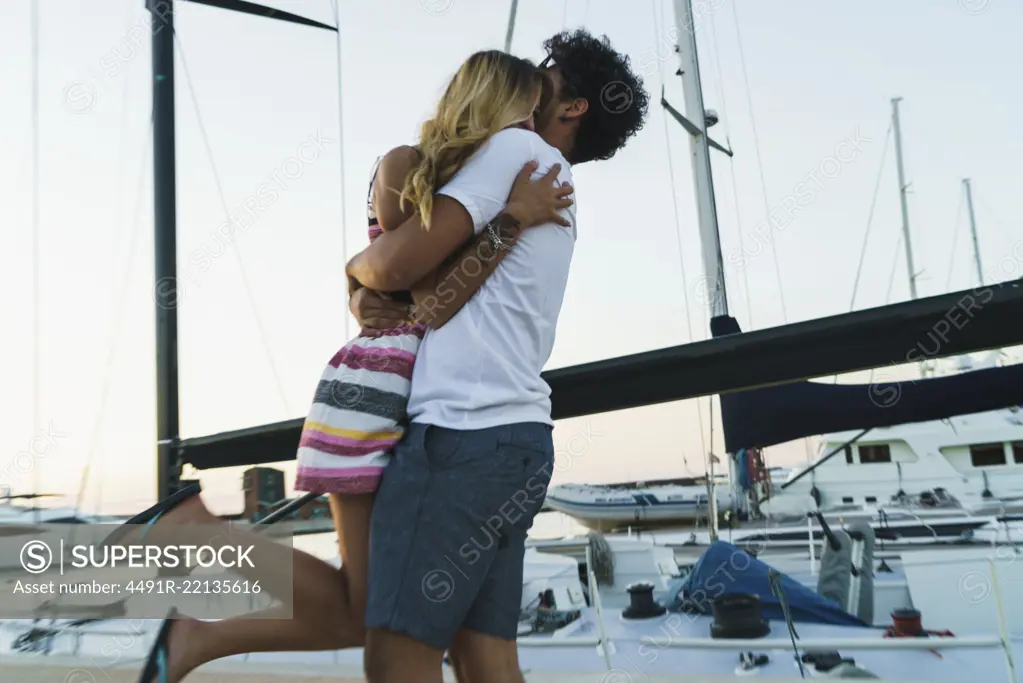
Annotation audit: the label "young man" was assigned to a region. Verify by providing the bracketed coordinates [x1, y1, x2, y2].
[346, 30, 649, 683]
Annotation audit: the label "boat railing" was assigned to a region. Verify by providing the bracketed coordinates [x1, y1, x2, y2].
[639, 633, 1004, 651]
[887, 508, 940, 542]
[893, 549, 1022, 569]
[996, 516, 1022, 546]
[586, 542, 612, 666]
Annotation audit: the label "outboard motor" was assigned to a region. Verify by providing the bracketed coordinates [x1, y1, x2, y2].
[622, 582, 666, 619]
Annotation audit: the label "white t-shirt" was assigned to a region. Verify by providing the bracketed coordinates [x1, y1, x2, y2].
[406, 128, 577, 429]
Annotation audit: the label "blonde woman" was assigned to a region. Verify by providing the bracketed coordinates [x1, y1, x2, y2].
[293, 47, 574, 647]
[125, 50, 574, 683]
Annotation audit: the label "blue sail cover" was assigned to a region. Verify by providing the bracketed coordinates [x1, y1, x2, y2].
[674, 541, 868, 627]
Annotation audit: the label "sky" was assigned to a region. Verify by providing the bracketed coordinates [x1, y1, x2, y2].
[0, 0, 1021, 516]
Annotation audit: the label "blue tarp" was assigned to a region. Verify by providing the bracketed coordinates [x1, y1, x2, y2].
[671, 541, 868, 627]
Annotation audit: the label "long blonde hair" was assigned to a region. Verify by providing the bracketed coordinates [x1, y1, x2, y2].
[401, 50, 542, 229]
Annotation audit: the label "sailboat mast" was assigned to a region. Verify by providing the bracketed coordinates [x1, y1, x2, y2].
[504, 0, 519, 52]
[671, 0, 728, 539]
[150, 0, 182, 501]
[890, 97, 919, 301]
[963, 178, 984, 287]
[672, 0, 729, 319]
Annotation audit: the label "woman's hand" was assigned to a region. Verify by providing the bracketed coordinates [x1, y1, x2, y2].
[503, 161, 574, 228]
[349, 288, 411, 333]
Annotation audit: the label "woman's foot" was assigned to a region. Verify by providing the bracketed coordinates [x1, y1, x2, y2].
[104, 484, 205, 547]
[155, 494, 219, 526]
[141, 616, 205, 683]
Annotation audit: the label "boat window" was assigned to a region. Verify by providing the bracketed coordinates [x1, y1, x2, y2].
[842, 496, 854, 504]
[844, 445, 853, 464]
[865, 496, 877, 503]
[858, 444, 891, 463]
[970, 443, 1007, 467]
[1013, 442, 1023, 464]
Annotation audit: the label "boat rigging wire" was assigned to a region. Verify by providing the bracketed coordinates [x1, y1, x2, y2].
[652, 0, 707, 476]
[59, 28, 157, 567]
[111, 0, 142, 255]
[705, 5, 804, 474]
[72, 117, 154, 522]
[173, 29, 292, 416]
[707, 9, 753, 330]
[829, 117, 891, 387]
[885, 234, 904, 306]
[860, 235, 907, 387]
[972, 188, 1020, 286]
[60, 0, 165, 524]
[329, 0, 350, 340]
[30, 0, 41, 525]
[730, 1, 788, 324]
[848, 121, 893, 312]
[944, 183, 966, 291]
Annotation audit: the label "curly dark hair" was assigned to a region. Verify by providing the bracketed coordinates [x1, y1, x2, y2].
[543, 29, 649, 164]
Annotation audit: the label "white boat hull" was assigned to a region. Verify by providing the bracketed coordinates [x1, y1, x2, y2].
[545, 483, 732, 530]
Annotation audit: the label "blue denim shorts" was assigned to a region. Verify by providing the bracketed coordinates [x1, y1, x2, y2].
[365, 422, 555, 650]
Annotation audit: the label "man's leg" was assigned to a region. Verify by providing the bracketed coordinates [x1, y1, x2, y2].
[448, 629, 523, 683]
[364, 629, 445, 683]
[449, 424, 555, 683]
[362, 422, 553, 683]
[445, 531, 529, 683]
[448, 422, 554, 683]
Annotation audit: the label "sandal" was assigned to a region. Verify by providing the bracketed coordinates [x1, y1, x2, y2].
[138, 608, 179, 683]
[103, 482, 203, 546]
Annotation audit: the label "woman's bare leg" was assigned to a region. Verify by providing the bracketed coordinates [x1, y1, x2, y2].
[137, 494, 369, 683]
[328, 492, 375, 643]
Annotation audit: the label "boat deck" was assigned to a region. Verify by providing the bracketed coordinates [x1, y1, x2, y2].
[0, 658, 951, 683]
[3, 609, 1016, 683]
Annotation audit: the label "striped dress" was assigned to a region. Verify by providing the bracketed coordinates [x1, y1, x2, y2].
[294, 161, 427, 494]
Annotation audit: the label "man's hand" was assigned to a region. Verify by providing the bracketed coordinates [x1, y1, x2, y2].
[503, 161, 574, 228]
[349, 288, 410, 332]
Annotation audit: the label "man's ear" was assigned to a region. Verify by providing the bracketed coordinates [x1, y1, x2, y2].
[568, 97, 589, 119]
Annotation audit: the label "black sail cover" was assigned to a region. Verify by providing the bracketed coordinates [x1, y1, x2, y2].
[712, 314, 1023, 453]
[178, 280, 1023, 472]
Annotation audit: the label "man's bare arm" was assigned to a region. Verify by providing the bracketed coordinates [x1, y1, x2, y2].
[409, 213, 523, 329]
[408, 163, 573, 329]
